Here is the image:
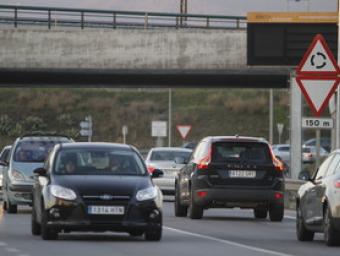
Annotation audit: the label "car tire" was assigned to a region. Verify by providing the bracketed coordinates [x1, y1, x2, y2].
[31, 207, 41, 236]
[174, 183, 187, 217]
[2, 200, 7, 211]
[296, 204, 314, 241]
[129, 230, 144, 237]
[7, 200, 17, 214]
[41, 210, 58, 240]
[324, 206, 340, 246]
[269, 203, 283, 222]
[188, 191, 203, 219]
[254, 208, 267, 219]
[144, 228, 162, 241]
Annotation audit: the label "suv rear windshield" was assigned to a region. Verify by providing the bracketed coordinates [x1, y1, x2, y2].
[14, 138, 70, 163]
[212, 142, 272, 164]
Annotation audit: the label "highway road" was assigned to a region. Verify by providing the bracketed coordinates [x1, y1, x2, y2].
[0, 200, 339, 256]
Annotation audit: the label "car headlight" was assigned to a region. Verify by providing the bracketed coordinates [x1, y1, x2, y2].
[10, 169, 25, 181]
[136, 186, 158, 201]
[50, 185, 77, 201]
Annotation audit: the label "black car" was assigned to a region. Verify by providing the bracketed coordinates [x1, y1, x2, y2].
[174, 136, 285, 221]
[31, 142, 163, 241]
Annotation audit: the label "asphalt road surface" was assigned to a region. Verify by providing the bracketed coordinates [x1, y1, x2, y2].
[0, 199, 339, 256]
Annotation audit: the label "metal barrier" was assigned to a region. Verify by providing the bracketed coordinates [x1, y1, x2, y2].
[0, 5, 246, 30]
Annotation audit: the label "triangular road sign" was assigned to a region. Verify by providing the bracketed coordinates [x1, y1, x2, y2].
[296, 77, 340, 116]
[296, 34, 340, 76]
[176, 125, 192, 140]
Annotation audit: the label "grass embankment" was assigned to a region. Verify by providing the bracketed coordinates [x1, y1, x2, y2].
[0, 88, 289, 149]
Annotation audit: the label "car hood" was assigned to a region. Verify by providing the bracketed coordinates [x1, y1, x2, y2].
[12, 161, 44, 178]
[53, 175, 152, 197]
[147, 161, 184, 170]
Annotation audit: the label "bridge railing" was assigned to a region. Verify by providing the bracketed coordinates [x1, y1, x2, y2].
[0, 5, 246, 30]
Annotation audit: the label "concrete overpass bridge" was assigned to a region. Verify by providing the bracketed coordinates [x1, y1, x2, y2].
[0, 5, 289, 88]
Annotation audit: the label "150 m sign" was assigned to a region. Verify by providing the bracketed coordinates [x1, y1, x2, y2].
[302, 118, 334, 129]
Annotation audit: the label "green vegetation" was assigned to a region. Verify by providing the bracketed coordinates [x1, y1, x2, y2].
[0, 88, 290, 149]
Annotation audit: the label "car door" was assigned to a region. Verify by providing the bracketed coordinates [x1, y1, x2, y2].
[180, 140, 207, 201]
[304, 154, 335, 224]
[312, 153, 340, 222]
[34, 155, 51, 221]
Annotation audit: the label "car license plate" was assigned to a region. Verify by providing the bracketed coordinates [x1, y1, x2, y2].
[88, 206, 125, 215]
[229, 170, 256, 178]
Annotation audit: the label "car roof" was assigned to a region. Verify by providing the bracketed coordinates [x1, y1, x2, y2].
[17, 136, 71, 141]
[149, 147, 192, 152]
[202, 136, 268, 143]
[273, 144, 290, 147]
[58, 142, 133, 150]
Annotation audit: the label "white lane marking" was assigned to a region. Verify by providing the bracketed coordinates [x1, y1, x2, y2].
[0, 241, 8, 246]
[5, 247, 20, 253]
[165, 226, 295, 256]
[285, 215, 296, 220]
[18, 254, 30, 256]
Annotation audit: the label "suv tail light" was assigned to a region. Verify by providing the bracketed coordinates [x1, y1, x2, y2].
[334, 180, 340, 188]
[147, 166, 155, 174]
[197, 146, 212, 170]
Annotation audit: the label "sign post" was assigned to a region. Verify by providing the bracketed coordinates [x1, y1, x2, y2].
[122, 125, 128, 144]
[176, 125, 192, 143]
[277, 123, 284, 144]
[152, 121, 167, 147]
[294, 34, 340, 179]
[80, 115, 93, 142]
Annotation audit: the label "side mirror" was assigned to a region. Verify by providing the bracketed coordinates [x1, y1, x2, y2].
[151, 169, 164, 178]
[0, 160, 8, 167]
[174, 157, 186, 165]
[33, 167, 47, 176]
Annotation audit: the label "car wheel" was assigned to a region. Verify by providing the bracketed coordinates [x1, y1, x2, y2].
[174, 183, 187, 217]
[7, 200, 17, 214]
[296, 204, 314, 241]
[253, 208, 267, 219]
[31, 207, 41, 236]
[144, 228, 162, 241]
[129, 230, 144, 237]
[41, 210, 58, 240]
[269, 203, 283, 222]
[324, 206, 340, 246]
[188, 191, 203, 219]
[2, 200, 7, 211]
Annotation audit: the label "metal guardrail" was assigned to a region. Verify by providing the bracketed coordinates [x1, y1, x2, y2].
[0, 5, 247, 30]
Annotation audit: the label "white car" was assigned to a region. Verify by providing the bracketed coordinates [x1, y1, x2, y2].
[0, 145, 12, 199]
[272, 144, 328, 165]
[145, 147, 192, 194]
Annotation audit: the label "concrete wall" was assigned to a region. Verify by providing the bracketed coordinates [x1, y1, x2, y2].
[0, 28, 246, 69]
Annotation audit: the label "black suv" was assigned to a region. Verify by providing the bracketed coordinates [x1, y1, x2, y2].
[174, 136, 285, 221]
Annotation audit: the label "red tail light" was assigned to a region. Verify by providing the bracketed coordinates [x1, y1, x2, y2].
[274, 192, 284, 200]
[334, 180, 340, 188]
[147, 166, 155, 174]
[197, 191, 208, 198]
[197, 146, 212, 170]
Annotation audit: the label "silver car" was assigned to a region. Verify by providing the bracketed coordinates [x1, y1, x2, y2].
[1, 135, 72, 213]
[0, 145, 12, 199]
[145, 147, 192, 194]
[296, 150, 340, 246]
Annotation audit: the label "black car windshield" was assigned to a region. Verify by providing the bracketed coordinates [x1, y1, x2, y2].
[14, 138, 69, 163]
[150, 150, 191, 162]
[212, 142, 272, 164]
[54, 148, 146, 176]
